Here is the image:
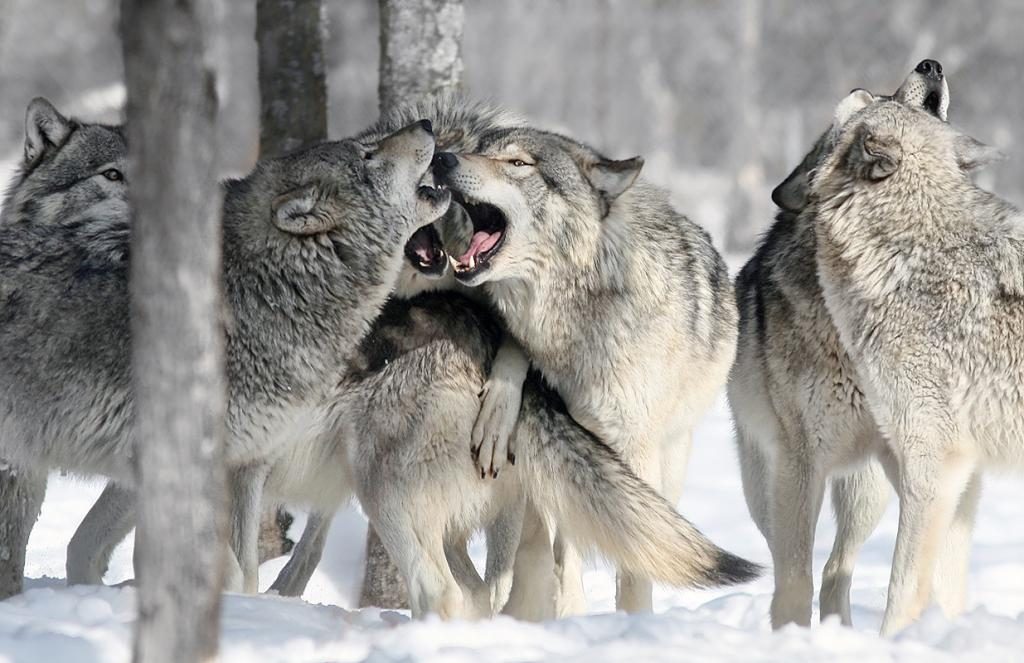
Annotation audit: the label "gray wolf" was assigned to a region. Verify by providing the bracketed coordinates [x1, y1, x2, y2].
[268, 99, 759, 617]
[432, 119, 741, 616]
[812, 96, 1010, 635]
[727, 61, 952, 629]
[0, 97, 443, 593]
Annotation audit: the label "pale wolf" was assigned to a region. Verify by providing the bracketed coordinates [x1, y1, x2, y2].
[812, 96, 1009, 634]
[330, 287, 759, 619]
[0, 97, 443, 593]
[432, 122, 740, 616]
[266, 100, 758, 617]
[727, 60, 952, 629]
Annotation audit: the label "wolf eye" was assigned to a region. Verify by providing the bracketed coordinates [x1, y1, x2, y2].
[509, 159, 531, 167]
[102, 168, 123, 181]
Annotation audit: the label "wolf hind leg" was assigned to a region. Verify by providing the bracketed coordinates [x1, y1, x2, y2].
[270, 511, 331, 597]
[820, 459, 890, 625]
[769, 445, 827, 629]
[502, 501, 557, 621]
[485, 495, 525, 614]
[375, 512, 465, 619]
[931, 468, 982, 619]
[67, 481, 136, 585]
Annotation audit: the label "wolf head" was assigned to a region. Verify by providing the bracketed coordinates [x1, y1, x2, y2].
[222, 119, 445, 278]
[814, 100, 1002, 202]
[430, 127, 643, 285]
[771, 59, 951, 213]
[2, 98, 128, 233]
[358, 96, 525, 292]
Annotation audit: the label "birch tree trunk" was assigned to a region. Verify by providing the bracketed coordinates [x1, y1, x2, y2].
[377, 0, 464, 113]
[121, 1, 226, 661]
[254, 0, 330, 565]
[0, 466, 45, 599]
[257, 0, 327, 157]
[360, 0, 465, 610]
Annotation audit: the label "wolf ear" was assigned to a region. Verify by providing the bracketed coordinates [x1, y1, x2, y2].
[834, 89, 875, 128]
[24, 98, 72, 167]
[771, 167, 810, 212]
[855, 127, 902, 180]
[586, 157, 644, 202]
[954, 135, 1004, 173]
[271, 184, 336, 236]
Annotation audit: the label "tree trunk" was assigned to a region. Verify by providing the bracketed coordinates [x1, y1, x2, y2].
[377, 0, 464, 113]
[254, 0, 329, 566]
[256, 0, 327, 157]
[121, 1, 226, 661]
[360, 0, 465, 610]
[0, 465, 45, 599]
[359, 527, 409, 608]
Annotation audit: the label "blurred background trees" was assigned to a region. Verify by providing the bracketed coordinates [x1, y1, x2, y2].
[1, 0, 1021, 253]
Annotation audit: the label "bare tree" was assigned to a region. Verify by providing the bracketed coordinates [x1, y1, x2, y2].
[253, 0, 330, 565]
[121, 1, 226, 661]
[257, 0, 327, 157]
[378, 0, 464, 113]
[358, 0, 465, 610]
[0, 466, 44, 599]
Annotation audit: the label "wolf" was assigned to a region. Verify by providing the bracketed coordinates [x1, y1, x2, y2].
[727, 60, 953, 629]
[325, 287, 759, 620]
[431, 120, 740, 616]
[811, 97, 1011, 635]
[0, 97, 443, 593]
[261, 99, 758, 616]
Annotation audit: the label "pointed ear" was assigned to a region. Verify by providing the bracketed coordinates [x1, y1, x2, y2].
[586, 156, 644, 202]
[771, 167, 810, 212]
[24, 97, 72, 167]
[271, 184, 336, 236]
[855, 126, 902, 180]
[954, 134, 1004, 173]
[833, 89, 875, 128]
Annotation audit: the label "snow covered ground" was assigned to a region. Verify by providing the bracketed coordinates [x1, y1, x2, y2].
[4, 395, 1024, 662]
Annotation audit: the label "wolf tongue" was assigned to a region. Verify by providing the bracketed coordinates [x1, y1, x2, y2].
[456, 230, 500, 264]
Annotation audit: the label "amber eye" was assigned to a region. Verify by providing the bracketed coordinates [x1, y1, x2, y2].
[102, 168, 123, 181]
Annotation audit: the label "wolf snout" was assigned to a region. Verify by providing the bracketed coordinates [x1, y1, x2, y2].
[915, 59, 943, 80]
[432, 151, 459, 174]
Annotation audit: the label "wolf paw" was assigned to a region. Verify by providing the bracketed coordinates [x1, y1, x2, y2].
[471, 377, 522, 479]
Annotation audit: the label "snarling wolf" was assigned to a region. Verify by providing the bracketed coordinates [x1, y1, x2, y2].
[813, 92, 1010, 635]
[432, 117, 742, 616]
[261, 99, 759, 618]
[727, 61, 952, 629]
[0, 97, 443, 593]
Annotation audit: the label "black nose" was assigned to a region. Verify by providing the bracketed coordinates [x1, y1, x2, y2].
[915, 59, 943, 80]
[417, 118, 433, 135]
[432, 151, 458, 173]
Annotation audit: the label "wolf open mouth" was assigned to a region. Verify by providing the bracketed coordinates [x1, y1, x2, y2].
[449, 190, 507, 280]
[404, 222, 446, 275]
[923, 90, 941, 116]
[406, 185, 448, 276]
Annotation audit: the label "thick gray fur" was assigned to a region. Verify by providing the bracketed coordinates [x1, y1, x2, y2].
[813, 99, 1014, 635]
[435, 117, 740, 615]
[727, 64, 952, 629]
[0, 97, 439, 593]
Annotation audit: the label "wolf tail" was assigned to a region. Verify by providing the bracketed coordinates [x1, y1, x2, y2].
[513, 377, 762, 589]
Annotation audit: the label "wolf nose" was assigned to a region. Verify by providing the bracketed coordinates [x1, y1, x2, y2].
[915, 59, 943, 79]
[432, 151, 458, 173]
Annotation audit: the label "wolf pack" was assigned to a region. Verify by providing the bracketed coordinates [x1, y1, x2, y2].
[1, 57, 1020, 636]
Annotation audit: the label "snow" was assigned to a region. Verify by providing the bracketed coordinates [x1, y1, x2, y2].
[4, 395, 1024, 662]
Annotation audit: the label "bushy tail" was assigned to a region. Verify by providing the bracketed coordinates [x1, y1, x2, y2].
[514, 380, 762, 589]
